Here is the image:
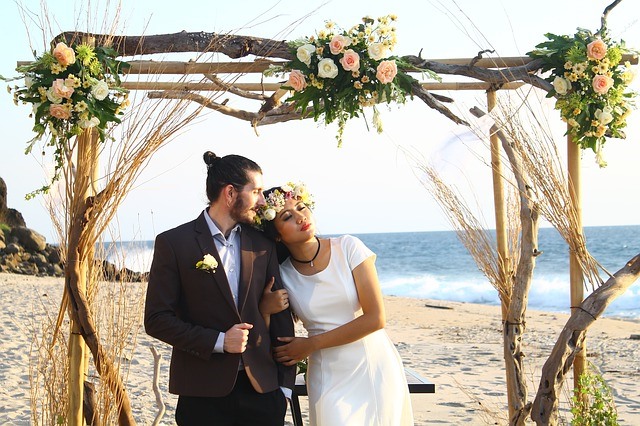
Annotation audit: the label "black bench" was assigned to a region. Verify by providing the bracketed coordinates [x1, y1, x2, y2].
[290, 367, 435, 426]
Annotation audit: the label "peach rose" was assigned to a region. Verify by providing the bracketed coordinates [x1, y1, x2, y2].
[329, 34, 352, 55]
[52, 42, 76, 67]
[52, 79, 74, 99]
[376, 60, 397, 84]
[287, 70, 307, 91]
[339, 49, 360, 72]
[592, 74, 614, 94]
[49, 104, 71, 120]
[586, 39, 607, 61]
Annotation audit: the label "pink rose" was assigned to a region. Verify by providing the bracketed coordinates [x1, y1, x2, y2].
[49, 104, 71, 120]
[287, 70, 307, 91]
[376, 60, 397, 84]
[592, 74, 614, 94]
[339, 49, 360, 72]
[52, 42, 76, 67]
[52, 79, 74, 99]
[329, 34, 351, 55]
[586, 39, 607, 61]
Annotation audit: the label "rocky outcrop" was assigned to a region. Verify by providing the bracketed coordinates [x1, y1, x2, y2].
[0, 177, 26, 228]
[0, 177, 146, 281]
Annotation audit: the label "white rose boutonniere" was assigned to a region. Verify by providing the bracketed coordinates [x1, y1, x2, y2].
[196, 254, 218, 273]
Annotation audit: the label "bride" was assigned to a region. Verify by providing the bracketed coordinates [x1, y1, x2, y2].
[257, 182, 413, 426]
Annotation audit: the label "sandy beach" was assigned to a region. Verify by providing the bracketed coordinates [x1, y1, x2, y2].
[1, 272, 638, 425]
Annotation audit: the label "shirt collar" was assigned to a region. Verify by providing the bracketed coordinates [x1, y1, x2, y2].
[203, 209, 241, 240]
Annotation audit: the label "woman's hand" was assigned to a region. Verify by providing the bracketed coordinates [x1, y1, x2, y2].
[259, 277, 289, 316]
[273, 337, 314, 366]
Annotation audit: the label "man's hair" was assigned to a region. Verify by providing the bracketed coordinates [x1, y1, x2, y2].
[203, 151, 262, 202]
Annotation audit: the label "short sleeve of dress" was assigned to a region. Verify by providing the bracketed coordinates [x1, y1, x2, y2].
[340, 235, 376, 271]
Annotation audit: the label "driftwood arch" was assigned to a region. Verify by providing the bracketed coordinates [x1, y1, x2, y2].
[18, 3, 639, 425]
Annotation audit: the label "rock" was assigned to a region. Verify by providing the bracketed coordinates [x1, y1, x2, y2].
[0, 177, 26, 228]
[5, 243, 21, 255]
[11, 227, 47, 252]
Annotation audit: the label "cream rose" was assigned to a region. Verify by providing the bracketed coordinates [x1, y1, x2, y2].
[367, 42, 389, 61]
[592, 74, 614, 94]
[329, 34, 352, 55]
[91, 80, 110, 101]
[287, 70, 307, 91]
[552, 76, 571, 95]
[317, 58, 339, 79]
[339, 49, 360, 72]
[296, 44, 316, 67]
[46, 87, 63, 104]
[376, 60, 397, 84]
[595, 107, 614, 125]
[79, 116, 101, 128]
[586, 39, 607, 61]
[49, 104, 71, 120]
[264, 208, 277, 221]
[52, 42, 76, 67]
[52, 79, 74, 99]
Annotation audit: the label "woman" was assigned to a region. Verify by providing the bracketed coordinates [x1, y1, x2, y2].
[257, 182, 413, 426]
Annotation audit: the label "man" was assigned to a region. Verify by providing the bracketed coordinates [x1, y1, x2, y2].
[145, 151, 295, 425]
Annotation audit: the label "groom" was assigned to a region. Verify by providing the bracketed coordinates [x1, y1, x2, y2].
[144, 151, 295, 425]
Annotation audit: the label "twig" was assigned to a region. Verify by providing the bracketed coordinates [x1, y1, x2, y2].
[150, 346, 166, 426]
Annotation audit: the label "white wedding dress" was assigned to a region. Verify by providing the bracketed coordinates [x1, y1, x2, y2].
[280, 235, 414, 426]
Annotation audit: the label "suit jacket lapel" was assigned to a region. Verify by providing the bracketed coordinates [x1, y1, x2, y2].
[194, 212, 237, 311]
[238, 225, 254, 313]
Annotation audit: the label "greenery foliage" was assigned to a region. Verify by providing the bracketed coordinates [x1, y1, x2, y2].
[570, 370, 619, 426]
[528, 28, 636, 166]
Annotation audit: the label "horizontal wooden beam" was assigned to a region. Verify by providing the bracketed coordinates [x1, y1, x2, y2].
[17, 54, 637, 76]
[122, 81, 526, 92]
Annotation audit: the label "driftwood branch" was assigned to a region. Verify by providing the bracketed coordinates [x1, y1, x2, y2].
[56, 31, 293, 59]
[203, 74, 267, 100]
[150, 346, 166, 426]
[530, 253, 640, 425]
[470, 106, 539, 425]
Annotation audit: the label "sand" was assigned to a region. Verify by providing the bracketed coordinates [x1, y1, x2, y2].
[1, 272, 638, 425]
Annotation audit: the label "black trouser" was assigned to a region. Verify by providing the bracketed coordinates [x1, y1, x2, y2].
[175, 371, 287, 426]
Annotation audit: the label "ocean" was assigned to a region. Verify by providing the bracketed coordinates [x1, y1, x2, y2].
[104, 225, 640, 320]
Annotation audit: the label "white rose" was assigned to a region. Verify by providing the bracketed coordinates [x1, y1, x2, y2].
[264, 208, 276, 221]
[367, 42, 389, 61]
[552, 76, 571, 95]
[293, 186, 306, 198]
[79, 116, 101, 128]
[281, 184, 293, 193]
[91, 80, 110, 101]
[296, 44, 316, 67]
[317, 58, 339, 79]
[46, 87, 63, 104]
[595, 107, 613, 125]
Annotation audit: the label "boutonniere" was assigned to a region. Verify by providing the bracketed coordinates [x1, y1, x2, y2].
[195, 254, 218, 273]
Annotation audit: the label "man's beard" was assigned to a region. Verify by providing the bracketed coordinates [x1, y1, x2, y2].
[229, 196, 255, 224]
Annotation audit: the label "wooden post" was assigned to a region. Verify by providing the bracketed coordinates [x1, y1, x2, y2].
[567, 131, 586, 389]
[487, 91, 515, 420]
[67, 128, 98, 425]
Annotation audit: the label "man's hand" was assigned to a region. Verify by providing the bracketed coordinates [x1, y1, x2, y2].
[223, 323, 253, 353]
[259, 277, 290, 315]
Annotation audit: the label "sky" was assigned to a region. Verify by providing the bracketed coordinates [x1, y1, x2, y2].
[1, 0, 639, 243]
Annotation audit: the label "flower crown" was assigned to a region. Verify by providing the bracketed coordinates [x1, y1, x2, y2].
[254, 182, 314, 229]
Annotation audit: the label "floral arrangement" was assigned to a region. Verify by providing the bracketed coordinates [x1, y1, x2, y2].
[196, 254, 218, 273]
[269, 15, 428, 146]
[254, 182, 314, 229]
[4, 40, 129, 197]
[527, 28, 636, 167]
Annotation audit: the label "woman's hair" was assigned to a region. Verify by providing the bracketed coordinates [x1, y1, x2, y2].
[261, 186, 293, 264]
[203, 151, 262, 202]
